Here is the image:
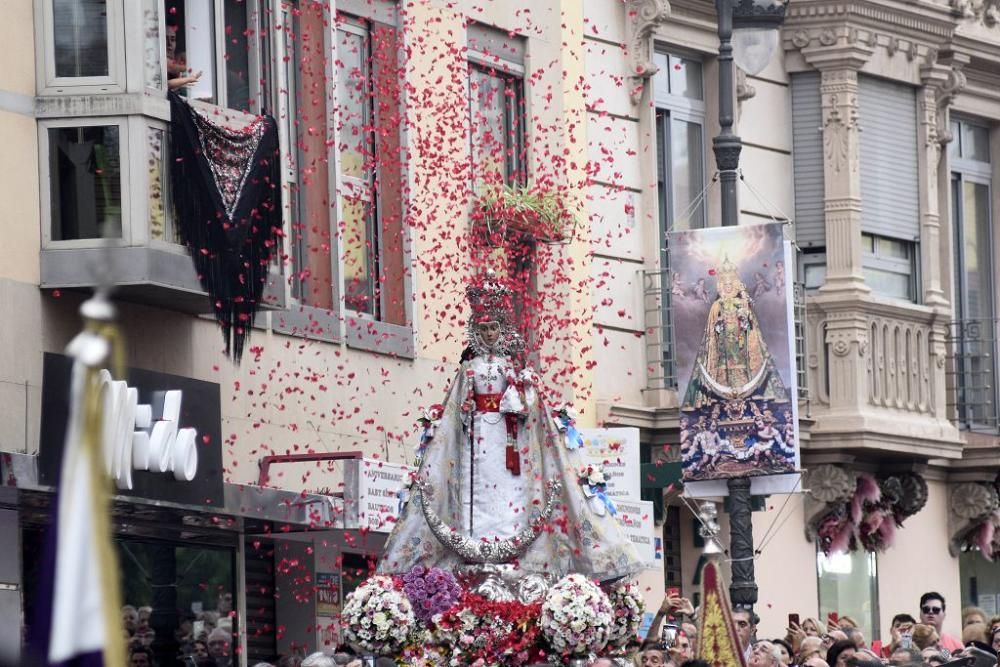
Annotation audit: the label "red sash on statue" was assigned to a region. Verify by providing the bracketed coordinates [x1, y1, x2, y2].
[473, 393, 521, 476]
[474, 393, 502, 412]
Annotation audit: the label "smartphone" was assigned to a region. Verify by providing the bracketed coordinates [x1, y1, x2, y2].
[900, 633, 913, 649]
[828, 611, 839, 626]
[788, 613, 800, 627]
[662, 623, 679, 649]
[667, 587, 681, 599]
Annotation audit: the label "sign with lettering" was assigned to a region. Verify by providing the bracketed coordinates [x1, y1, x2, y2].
[581, 428, 641, 500]
[614, 498, 656, 569]
[97, 369, 199, 491]
[343, 458, 412, 533]
[40, 353, 224, 506]
[316, 572, 341, 617]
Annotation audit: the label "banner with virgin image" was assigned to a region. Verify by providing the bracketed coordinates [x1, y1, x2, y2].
[668, 223, 800, 483]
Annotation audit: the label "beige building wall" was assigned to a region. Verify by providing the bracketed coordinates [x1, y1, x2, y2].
[877, 479, 962, 641]
[0, 0, 601, 492]
[589, 0, 1000, 644]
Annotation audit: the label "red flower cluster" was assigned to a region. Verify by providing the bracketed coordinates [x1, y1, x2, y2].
[433, 591, 546, 666]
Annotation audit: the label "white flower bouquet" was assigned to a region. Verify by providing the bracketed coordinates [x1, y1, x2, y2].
[605, 581, 646, 649]
[341, 575, 416, 655]
[539, 573, 615, 658]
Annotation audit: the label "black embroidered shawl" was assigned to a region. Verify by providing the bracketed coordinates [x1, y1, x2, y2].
[168, 92, 282, 362]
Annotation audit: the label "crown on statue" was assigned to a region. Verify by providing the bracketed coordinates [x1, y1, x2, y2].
[466, 270, 515, 324]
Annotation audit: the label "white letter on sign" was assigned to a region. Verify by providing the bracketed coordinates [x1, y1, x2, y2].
[97, 371, 199, 489]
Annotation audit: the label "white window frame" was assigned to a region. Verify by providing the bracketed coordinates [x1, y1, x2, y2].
[861, 232, 918, 302]
[39, 116, 132, 249]
[158, 0, 265, 113]
[653, 48, 707, 235]
[466, 32, 528, 192]
[950, 116, 997, 430]
[268, 0, 413, 354]
[336, 17, 381, 322]
[142, 118, 187, 253]
[36, 0, 128, 94]
[652, 47, 706, 388]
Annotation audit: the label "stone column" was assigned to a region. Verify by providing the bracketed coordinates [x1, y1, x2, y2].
[917, 61, 952, 308]
[801, 42, 873, 296]
[921, 53, 968, 421]
[801, 42, 874, 416]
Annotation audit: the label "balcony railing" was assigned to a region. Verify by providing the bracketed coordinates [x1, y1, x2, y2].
[643, 267, 677, 389]
[946, 318, 999, 432]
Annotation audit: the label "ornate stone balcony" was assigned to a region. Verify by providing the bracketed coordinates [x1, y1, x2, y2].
[803, 293, 964, 461]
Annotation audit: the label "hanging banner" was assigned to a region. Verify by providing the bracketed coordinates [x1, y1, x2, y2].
[668, 223, 800, 485]
[580, 427, 641, 500]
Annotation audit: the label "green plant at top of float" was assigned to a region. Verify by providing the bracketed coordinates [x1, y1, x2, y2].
[474, 183, 578, 243]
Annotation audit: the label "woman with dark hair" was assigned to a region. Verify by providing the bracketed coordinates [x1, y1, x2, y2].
[826, 639, 857, 667]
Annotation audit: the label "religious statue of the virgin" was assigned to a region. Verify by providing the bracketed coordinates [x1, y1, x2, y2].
[377, 272, 642, 584]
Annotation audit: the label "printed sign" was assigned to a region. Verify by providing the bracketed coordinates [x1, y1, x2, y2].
[668, 223, 800, 484]
[343, 458, 412, 533]
[316, 572, 341, 617]
[581, 427, 641, 500]
[614, 498, 656, 569]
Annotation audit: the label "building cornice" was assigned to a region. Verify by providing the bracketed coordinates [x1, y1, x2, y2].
[784, 0, 956, 41]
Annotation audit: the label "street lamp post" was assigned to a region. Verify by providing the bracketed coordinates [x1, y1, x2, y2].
[712, 0, 786, 611]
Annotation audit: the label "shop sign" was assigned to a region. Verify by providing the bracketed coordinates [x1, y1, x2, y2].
[40, 353, 224, 507]
[98, 369, 199, 491]
[343, 458, 411, 533]
[613, 498, 656, 569]
[580, 427, 640, 500]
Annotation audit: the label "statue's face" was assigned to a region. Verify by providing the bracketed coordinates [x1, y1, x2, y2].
[719, 279, 736, 297]
[477, 321, 501, 348]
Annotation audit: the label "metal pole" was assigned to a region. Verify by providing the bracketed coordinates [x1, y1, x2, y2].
[715, 0, 757, 610]
[713, 0, 742, 229]
[727, 476, 757, 608]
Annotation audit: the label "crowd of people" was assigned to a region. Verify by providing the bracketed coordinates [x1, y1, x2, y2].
[122, 593, 238, 667]
[632, 591, 1000, 667]
[123, 588, 1000, 667]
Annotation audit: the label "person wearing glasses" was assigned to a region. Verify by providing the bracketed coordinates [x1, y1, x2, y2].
[920, 592, 964, 653]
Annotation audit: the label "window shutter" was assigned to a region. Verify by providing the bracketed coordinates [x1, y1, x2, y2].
[791, 71, 824, 249]
[859, 76, 920, 241]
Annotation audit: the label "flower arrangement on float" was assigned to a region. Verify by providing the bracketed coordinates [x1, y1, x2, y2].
[339, 569, 644, 665]
[538, 574, 616, 659]
[605, 581, 646, 650]
[401, 565, 461, 623]
[340, 576, 416, 655]
[552, 403, 583, 450]
[433, 592, 544, 666]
